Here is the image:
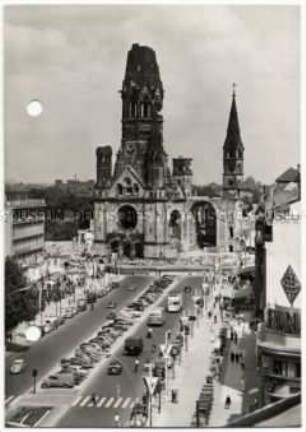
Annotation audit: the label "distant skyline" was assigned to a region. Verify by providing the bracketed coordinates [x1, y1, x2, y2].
[4, 5, 300, 185]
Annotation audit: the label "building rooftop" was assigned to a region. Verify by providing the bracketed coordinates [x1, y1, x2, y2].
[275, 167, 299, 183]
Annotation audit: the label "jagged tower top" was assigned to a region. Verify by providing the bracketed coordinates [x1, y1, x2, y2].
[122, 43, 164, 112]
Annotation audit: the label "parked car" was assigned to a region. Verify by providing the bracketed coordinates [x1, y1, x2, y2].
[107, 360, 123, 375]
[63, 308, 75, 319]
[77, 298, 87, 312]
[106, 312, 117, 321]
[10, 358, 26, 375]
[107, 301, 117, 309]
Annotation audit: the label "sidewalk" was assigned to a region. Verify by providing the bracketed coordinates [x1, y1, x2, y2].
[151, 282, 224, 428]
[10, 274, 125, 347]
[152, 313, 216, 427]
[209, 316, 261, 426]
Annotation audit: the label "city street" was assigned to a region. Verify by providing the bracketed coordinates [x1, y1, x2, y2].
[56, 275, 202, 427]
[5, 275, 152, 401]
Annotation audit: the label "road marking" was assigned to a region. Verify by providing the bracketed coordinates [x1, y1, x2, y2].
[5, 396, 15, 405]
[33, 409, 52, 427]
[122, 397, 131, 409]
[79, 395, 91, 407]
[114, 397, 123, 408]
[97, 396, 107, 407]
[105, 397, 115, 408]
[72, 396, 83, 407]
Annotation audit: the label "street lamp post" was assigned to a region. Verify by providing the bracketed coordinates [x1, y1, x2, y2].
[32, 368, 38, 394]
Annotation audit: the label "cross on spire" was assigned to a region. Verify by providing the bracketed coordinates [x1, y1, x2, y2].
[232, 82, 237, 98]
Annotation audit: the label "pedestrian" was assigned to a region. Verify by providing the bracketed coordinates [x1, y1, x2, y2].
[241, 361, 245, 371]
[225, 395, 232, 409]
[235, 353, 239, 363]
[91, 393, 97, 406]
[230, 352, 235, 362]
[114, 411, 121, 427]
[214, 315, 217, 323]
[147, 327, 153, 339]
[134, 358, 140, 373]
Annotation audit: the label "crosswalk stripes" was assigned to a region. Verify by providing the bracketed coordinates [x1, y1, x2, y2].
[79, 395, 91, 407]
[122, 397, 131, 409]
[105, 397, 115, 408]
[72, 396, 83, 407]
[97, 396, 107, 408]
[114, 397, 123, 409]
[72, 395, 138, 409]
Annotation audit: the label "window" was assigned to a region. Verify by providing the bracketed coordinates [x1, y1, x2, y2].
[296, 363, 301, 378]
[117, 184, 123, 195]
[273, 360, 283, 376]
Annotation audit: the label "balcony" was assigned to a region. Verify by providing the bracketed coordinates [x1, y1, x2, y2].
[257, 324, 300, 356]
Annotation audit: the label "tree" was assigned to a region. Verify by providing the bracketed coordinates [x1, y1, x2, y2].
[5, 257, 39, 334]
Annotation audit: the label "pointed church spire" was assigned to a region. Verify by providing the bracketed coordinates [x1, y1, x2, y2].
[224, 83, 243, 150]
[222, 84, 245, 198]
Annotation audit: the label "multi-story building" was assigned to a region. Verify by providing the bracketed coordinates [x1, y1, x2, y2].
[256, 166, 301, 404]
[5, 195, 46, 266]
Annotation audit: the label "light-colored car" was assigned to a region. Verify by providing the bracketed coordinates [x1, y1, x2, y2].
[10, 358, 26, 375]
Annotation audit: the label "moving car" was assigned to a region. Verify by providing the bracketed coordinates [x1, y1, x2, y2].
[124, 337, 144, 356]
[10, 358, 26, 375]
[167, 294, 183, 312]
[41, 374, 74, 389]
[107, 360, 123, 375]
[148, 307, 165, 326]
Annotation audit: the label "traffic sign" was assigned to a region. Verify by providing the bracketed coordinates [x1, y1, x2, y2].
[143, 376, 159, 396]
[159, 343, 173, 357]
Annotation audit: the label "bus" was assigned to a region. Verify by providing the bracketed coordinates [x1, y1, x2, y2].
[167, 294, 183, 313]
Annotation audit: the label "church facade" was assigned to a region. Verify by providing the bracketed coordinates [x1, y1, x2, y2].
[93, 44, 245, 259]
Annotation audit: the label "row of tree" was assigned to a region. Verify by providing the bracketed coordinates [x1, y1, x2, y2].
[5, 257, 41, 335]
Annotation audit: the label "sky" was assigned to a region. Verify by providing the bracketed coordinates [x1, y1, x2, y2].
[4, 5, 300, 185]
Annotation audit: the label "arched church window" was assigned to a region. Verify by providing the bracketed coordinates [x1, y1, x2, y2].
[117, 184, 123, 195]
[144, 102, 148, 118]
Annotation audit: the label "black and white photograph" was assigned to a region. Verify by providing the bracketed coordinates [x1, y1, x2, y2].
[3, 4, 302, 428]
